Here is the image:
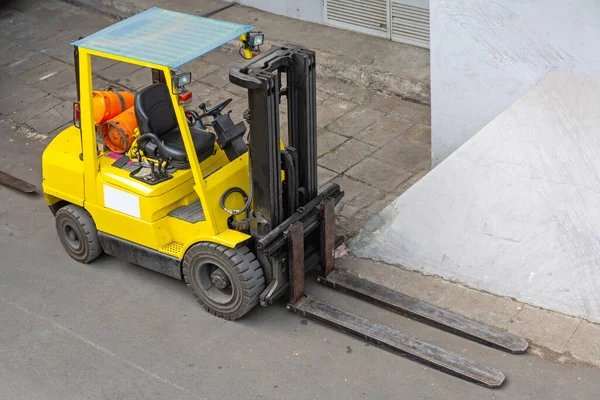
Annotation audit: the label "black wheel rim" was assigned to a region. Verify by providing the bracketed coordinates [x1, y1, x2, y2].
[62, 222, 82, 252]
[194, 261, 235, 305]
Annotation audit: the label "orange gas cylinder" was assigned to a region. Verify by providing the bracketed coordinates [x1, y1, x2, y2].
[92, 90, 134, 125]
[101, 107, 138, 153]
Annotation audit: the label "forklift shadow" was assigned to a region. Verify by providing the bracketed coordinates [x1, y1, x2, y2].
[90, 251, 276, 323]
[92, 252, 186, 292]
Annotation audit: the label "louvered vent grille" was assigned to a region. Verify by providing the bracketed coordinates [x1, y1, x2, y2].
[326, 0, 388, 35]
[391, 1, 430, 48]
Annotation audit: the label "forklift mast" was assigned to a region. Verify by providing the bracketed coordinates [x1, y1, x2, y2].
[231, 45, 342, 305]
[230, 45, 319, 236]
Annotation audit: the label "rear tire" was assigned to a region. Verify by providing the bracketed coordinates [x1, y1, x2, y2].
[183, 242, 265, 320]
[55, 205, 102, 264]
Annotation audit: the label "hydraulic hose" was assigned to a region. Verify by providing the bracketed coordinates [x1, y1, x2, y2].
[220, 144, 253, 215]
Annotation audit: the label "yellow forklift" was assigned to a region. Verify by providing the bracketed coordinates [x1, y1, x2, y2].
[42, 7, 528, 387]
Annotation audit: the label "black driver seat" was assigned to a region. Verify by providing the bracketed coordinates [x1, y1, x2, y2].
[134, 83, 215, 167]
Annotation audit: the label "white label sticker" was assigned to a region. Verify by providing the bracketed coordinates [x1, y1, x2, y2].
[103, 184, 140, 218]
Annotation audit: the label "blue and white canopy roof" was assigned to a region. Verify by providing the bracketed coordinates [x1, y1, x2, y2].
[72, 7, 253, 68]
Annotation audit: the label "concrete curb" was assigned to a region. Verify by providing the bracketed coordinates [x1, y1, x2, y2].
[59, 0, 431, 105]
[337, 255, 600, 369]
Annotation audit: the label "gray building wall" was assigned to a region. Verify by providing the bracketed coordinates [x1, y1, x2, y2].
[431, 0, 600, 165]
[232, 0, 324, 24]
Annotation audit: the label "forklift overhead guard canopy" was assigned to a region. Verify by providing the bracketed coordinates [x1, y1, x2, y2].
[71, 7, 253, 68]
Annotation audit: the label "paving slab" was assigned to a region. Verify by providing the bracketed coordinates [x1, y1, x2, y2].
[117, 68, 152, 91]
[450, 289, 523, 330]
[317, 138, 376, 173]
[0, 11, 37, 36]
[392, 100, 431, 126]
[0, 37, 18, 53]
[353, 117, 414, 147]
[200, 47, 244, 69]
[185, 80, 218, 99]
[0, 86, 49, 115]
[18, 60, 70, 85]
[403, 123, 432, 148]
[372, 139, 430, 173]
[565, 321, 600, 365]
[318, 77, 372, 103]
[52, 82, 77, 102]
[316, 89, 330, 105]
[199, 69, 233, 89]
[329, 175, 385, 219]
[326, 106, 385, 137]
[351, 70, 600, 323]
[9, 95, 64, 124]
[351, 192, 399, 232]
[22, 27, 78, 52]
[40, 43, 76, 65]
[0, 71, 24, 99]
[364, 92, 412, 114]
[345, 157, 412, 191]
[181, 59, 220, 82]
[222, 82, 246, 98]
[3, 17, 56, 45]
[316, 97, 357, 129]
[91, 55, 119, 72]
[26, 101, 72, 135]
[393, 168, 429, 197]
[317, 129, 348, 157]
[317, 166, 338, 190]
[97, 61, 143, 82]
[507, 305, 581, 353]
[0, 46, 52, 76]
[34, 66, 76, 93]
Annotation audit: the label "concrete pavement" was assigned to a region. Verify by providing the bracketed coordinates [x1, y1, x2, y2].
[0, 119, 599, 399]
[0, 122, 598, 399]
[1, 0, 599, 398]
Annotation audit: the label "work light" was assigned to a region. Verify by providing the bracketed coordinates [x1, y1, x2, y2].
[173, 71, 192, 89]
[248, 32, 264, 47]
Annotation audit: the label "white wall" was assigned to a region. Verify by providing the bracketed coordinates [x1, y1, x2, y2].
[431, 0, 600, 165]
[233, 0, 324, 24]
[352, 70, 600, 322]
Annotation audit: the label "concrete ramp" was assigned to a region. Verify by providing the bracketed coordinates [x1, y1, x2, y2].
[351, 70, 600, 322]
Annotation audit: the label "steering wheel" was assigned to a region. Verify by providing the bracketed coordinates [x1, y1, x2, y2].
[198, 98, 233, 120]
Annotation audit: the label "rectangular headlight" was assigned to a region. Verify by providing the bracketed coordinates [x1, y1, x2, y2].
[249, 32, 264, 47]
[173, 71, 192, 88]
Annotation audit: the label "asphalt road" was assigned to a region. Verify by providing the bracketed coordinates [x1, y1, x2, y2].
[0, 120, 597, 399]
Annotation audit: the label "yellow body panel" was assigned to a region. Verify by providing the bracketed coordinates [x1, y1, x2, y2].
[41, 48, 253, 262]
[42, 126, 85, 206]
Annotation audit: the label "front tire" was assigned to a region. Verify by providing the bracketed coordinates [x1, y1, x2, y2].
[55, 205, 103, 264]
[183, 242, 265, 320]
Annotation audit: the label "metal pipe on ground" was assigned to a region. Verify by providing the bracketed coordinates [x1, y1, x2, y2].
[200, 2, 237, 18]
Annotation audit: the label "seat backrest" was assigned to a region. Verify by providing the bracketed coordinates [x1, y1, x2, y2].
[134, 83, 178, 137]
